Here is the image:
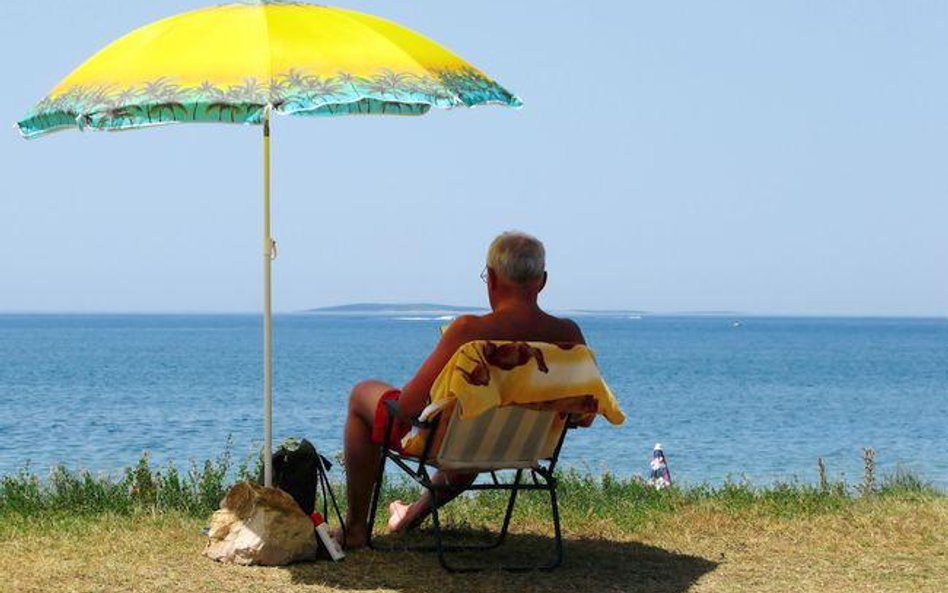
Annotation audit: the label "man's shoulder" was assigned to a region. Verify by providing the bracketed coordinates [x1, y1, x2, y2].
[450, 313, 486, 331]
[550, 315, 586, 344]
[442, 314, 486, 342]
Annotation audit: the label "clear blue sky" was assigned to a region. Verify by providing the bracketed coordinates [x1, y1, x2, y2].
[1, 1, 945, 315]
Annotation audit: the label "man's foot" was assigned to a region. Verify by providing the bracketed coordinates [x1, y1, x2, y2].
[332, 524, 368, 550]
[387, 500, 413, 532]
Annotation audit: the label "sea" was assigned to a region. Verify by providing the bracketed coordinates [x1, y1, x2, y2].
[1, 314, 946, 488]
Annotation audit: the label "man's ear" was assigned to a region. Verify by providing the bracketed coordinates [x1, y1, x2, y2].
[487, 267, 498, 289]
[538, 271, 548, 292]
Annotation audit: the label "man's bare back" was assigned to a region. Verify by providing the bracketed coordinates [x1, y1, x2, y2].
[454, 308, 585, 346]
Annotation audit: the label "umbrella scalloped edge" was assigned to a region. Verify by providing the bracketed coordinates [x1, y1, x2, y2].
[17, 67, 523, 139]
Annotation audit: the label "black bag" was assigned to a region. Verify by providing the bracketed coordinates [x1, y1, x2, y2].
[259, 437, 317, 514]
[258, 438, 343, 533]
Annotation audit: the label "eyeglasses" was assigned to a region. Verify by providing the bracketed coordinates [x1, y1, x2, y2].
[480, 266, 489, 283]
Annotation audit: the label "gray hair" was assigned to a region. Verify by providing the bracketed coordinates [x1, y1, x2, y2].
[487, 231, 546, 284]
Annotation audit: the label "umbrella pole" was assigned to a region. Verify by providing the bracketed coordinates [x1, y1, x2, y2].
[263, 107, 273, 488]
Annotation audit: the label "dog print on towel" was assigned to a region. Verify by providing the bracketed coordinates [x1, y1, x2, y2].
[458, 341, 549, 386]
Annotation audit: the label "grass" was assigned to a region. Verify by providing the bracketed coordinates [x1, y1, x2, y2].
[0, 449, 945, 593]
[0, 451, 238, 517]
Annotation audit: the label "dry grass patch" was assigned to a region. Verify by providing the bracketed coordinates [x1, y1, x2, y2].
[651, 497, 947, 593]
[1, 495, 944, 593]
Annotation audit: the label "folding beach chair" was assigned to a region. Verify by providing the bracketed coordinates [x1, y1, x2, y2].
[366, 398, 573, 572]
[365, 339, 626, 572]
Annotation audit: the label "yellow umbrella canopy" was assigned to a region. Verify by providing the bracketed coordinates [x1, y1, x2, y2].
[17, 0, 521, 137]
[16, 1, 521, 486]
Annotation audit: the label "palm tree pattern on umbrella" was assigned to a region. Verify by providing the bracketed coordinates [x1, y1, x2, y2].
[18, 66, 519, 138]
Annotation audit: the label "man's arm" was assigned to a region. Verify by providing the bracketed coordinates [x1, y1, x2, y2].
[396, 315, 478, 418]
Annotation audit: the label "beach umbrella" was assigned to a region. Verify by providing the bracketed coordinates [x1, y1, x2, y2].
[16, 0, 522, 486]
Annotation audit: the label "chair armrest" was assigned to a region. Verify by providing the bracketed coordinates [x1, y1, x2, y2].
[384, 399, 434, 429]
[418, 399, 453, 422]
[565, 412, 595, 429]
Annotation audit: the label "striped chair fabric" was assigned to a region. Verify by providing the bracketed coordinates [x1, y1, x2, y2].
[434, 404, 566, 471]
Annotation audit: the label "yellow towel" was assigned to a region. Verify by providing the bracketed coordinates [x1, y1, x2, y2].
[429, 340, 626, 425]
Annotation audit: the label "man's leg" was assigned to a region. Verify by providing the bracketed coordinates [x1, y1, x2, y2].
[341, 379, 394, 549]
[388, 470, 477, 532]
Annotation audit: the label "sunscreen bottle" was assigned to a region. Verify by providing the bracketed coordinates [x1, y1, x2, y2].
[310, 512, 345, 561]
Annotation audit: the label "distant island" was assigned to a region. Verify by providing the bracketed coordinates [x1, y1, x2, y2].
[302, 303, 487, 316]
[303, 303, 663, 317]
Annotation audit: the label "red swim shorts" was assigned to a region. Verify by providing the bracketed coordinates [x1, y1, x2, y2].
[371, 389, 411, 452]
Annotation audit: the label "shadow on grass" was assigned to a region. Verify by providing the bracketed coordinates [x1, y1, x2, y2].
[286, 532, 718, 593]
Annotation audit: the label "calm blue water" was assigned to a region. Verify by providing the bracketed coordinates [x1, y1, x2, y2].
[0, 314, 946, 488]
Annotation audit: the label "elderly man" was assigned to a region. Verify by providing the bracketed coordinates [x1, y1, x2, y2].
[338, 231, 586, 549]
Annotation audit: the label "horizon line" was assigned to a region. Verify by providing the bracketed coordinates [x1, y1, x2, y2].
[0, 308, 944, 320]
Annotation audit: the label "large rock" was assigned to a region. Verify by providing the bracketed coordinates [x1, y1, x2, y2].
[203, 481, 319, 566]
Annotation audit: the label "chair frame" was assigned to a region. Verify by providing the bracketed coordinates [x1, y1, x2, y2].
[366, 399, 570, 572]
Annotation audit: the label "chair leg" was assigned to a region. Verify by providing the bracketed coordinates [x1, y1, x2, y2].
[429, 473, 562, 572]
[545, 482, 564, 571]
[489, 481, 562, 573]
[370, 467, 562, 572]
[491, 481, 562, 573]
[489, 469, 521, 549]
[433, 469, 521, 554]
[428, 485, 458, 573]
[365, 448, 388, 550]
[430, 485, 501, 574]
